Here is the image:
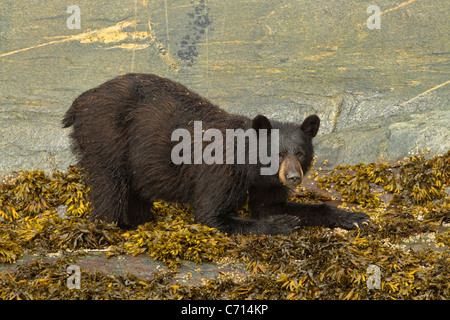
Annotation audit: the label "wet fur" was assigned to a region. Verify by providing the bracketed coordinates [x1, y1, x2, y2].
[63, 73, 370, 234]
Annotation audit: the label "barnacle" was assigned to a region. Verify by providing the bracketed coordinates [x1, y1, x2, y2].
[0, 150, 448, 299]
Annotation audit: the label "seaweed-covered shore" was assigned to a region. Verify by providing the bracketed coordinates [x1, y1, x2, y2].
[0, 151, 449, 299]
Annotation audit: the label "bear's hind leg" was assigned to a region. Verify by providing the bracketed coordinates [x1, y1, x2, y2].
[86, 165, 130, 227]
[87, 168, 153, 228]
[123, 191, 154, 229]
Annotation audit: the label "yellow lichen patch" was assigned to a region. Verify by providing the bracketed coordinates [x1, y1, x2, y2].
[107, 43, 150, 50]
[76, 21, 137, 44]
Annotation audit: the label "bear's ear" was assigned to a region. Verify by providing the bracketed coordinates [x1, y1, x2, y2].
[300, 114, 320, 138]
[252, 114, 272, 131]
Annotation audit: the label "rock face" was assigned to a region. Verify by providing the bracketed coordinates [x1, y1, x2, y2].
[0, 0, 448, 173]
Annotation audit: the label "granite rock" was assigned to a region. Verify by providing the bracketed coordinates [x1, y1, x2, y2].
[0, 0, 448, 172]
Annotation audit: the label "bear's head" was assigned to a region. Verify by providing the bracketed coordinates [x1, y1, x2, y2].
[252, 114, 320, 190]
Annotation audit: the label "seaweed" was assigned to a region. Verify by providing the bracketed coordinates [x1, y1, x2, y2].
[110, 215, 230, 268]
[0, 150, 448, 299]
[316, 150, 450, 208]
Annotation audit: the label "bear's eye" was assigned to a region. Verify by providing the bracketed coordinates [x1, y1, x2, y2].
[279, 149, 287, 158]
[295, 151, 304, 158]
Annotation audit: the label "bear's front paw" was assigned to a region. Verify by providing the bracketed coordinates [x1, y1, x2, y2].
[262, 215, 301, 235]
[330, 207, 371, 230]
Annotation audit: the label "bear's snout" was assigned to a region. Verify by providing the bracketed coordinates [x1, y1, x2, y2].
[279, 156, 303, 189]
[286, 171, 302, 186]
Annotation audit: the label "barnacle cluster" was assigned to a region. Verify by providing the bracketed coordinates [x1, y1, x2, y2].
[0, 151, 449, 299]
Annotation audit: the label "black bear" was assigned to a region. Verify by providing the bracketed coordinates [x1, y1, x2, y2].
[63, 73, 370, 234]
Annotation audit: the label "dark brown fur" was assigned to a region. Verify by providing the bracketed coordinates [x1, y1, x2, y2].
[63, 73, 370, 234]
